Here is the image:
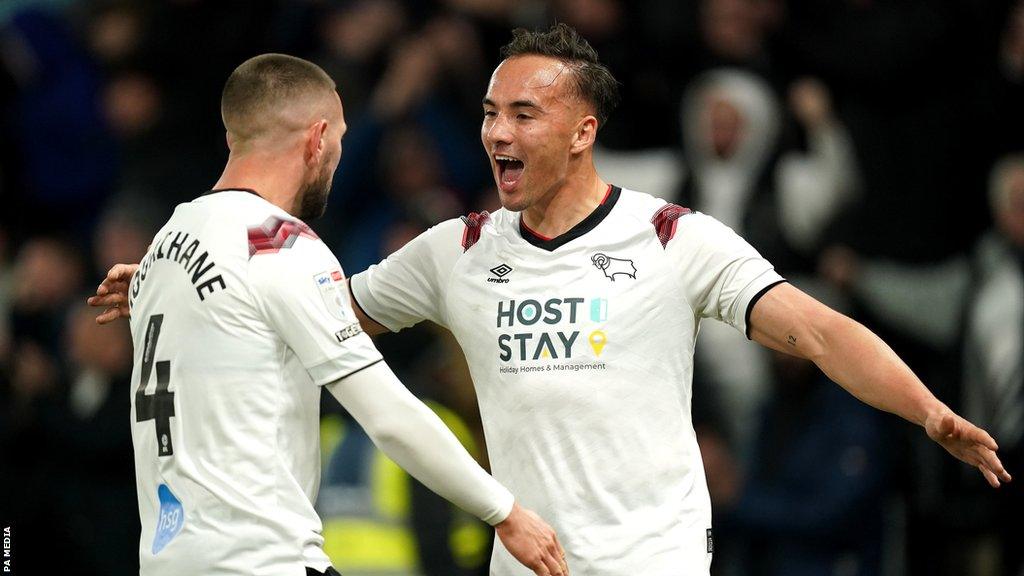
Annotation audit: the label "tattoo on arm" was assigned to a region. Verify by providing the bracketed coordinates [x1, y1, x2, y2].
[787, 334, 797, 346]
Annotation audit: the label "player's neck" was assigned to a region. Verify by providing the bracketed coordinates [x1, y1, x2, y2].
[214, 153, 303, 217]
[521, 171, 608, 240]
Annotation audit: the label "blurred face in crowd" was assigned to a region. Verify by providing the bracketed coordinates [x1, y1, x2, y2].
[707, 95, 744, 159]
[297, 91, 346, 220]
[701, 0, 766, 60]
[482, 55, 594, 212]
[12, 238, 84, 312]
[996, 165, 1024, 248]
[555, 0, 622, 41]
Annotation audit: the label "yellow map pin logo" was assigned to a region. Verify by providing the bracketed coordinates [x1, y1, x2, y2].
[588, 330, 607, 356]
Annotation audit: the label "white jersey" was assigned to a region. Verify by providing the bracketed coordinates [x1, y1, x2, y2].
[128, 190, 382, 575]
[350, 186, 784, 575]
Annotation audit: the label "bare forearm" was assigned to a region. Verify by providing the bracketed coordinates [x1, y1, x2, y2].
[810, 312, 943, 427]
[751, 283, 943, 427]
[751, 283, 1011, 488]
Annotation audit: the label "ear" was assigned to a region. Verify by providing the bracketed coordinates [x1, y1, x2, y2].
[570, 115, 599, 154]
[304, 119, 329, 167]
[225, 131, 235, 150]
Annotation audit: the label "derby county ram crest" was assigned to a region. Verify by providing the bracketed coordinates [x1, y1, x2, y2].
[591, 253, 637, 281]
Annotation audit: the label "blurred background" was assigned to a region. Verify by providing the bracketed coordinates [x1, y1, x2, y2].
[0, 0, 1022, 575]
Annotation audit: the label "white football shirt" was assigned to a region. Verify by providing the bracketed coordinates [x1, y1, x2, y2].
[128, 190, 382, 575]
[350, 186, 785, 575]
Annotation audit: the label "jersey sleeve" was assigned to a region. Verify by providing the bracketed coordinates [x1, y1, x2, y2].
[669, 212, 785, 338]
[348, 219, 464, 332]
[248, 239, 383, 386]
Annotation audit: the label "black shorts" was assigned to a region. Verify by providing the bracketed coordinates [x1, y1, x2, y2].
[306, 567, 342, 576]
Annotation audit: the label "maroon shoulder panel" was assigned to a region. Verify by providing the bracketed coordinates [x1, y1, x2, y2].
[248, 216, 319, 258]
[460, 210, 491, 251]
[651, 203, 692, 249]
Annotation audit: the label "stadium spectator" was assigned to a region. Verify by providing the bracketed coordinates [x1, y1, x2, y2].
[678, 68, 782, 452]
[962, 154, 1024, 576]
[820, 153, 1024, 575]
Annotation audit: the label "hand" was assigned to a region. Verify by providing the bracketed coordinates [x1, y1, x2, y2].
[925, 408, 1013, 488]
[494, 502, 570, 576]
[789, 78, 833, 129]
[87, 263, 139, 324]
[370, 36, 440, 119]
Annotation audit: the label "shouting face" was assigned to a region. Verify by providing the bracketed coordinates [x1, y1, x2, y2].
[481, 55, 593, 212]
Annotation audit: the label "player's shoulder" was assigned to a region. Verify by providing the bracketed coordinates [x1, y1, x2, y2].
[193, 191, 327, 269]
[614, 187, 696, 249]
[459, 208, 511, 251]
[183, 190, 302, 237]
[422, 208, 512, 253]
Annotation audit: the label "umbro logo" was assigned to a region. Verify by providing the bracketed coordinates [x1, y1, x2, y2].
[488, 263, 513, 283]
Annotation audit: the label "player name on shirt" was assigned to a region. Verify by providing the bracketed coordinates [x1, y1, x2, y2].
[131, 230, 227, 307]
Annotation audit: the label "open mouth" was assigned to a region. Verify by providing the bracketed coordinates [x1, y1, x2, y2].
[495, 154, 525, 190]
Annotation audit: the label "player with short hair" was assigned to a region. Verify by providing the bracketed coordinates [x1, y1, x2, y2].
[94, 29, 1011, 576]
[345, 25, 1011, 574]
[91, 53, 568, 576]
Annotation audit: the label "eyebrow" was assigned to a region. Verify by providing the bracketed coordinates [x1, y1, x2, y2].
[482, 97, 543, 111]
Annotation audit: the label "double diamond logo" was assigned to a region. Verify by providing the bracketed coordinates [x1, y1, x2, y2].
[488, 263, 513, 284]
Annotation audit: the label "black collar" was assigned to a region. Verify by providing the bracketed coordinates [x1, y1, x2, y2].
[519, 185, 621, 252]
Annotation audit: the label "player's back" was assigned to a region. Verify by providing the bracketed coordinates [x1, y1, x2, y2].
[127, 190, 332, 575]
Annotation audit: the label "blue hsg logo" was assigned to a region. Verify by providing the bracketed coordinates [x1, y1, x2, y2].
[152, 484, 185, 554]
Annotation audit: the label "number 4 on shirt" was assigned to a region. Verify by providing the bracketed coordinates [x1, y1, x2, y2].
[137, 314, 176, 457]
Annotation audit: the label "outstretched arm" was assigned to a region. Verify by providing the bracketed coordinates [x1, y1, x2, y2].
[749, 282, 1012, 488]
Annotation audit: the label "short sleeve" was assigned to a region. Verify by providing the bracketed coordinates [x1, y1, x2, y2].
[349, 219, 464, 332]
[249, 238, 383, 386]
[669, 212, 785, 337]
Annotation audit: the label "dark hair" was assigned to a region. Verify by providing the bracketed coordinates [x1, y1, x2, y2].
[221, 53, 335, 138]
[500, 23, 620, 127]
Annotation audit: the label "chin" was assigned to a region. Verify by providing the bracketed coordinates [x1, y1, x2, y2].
[497, 188, 529, 212]
[499, 198, 529, 213]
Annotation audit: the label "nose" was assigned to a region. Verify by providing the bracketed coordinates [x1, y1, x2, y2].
[484, 113, 513, 147]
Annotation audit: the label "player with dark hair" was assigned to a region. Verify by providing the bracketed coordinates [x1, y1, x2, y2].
[89, 53, 568, 576]
[94, 29, 1010, 575]
[348, 24, 1010, 574]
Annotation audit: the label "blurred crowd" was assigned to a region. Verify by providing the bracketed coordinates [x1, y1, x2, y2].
[1, 0, 1023, 575]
